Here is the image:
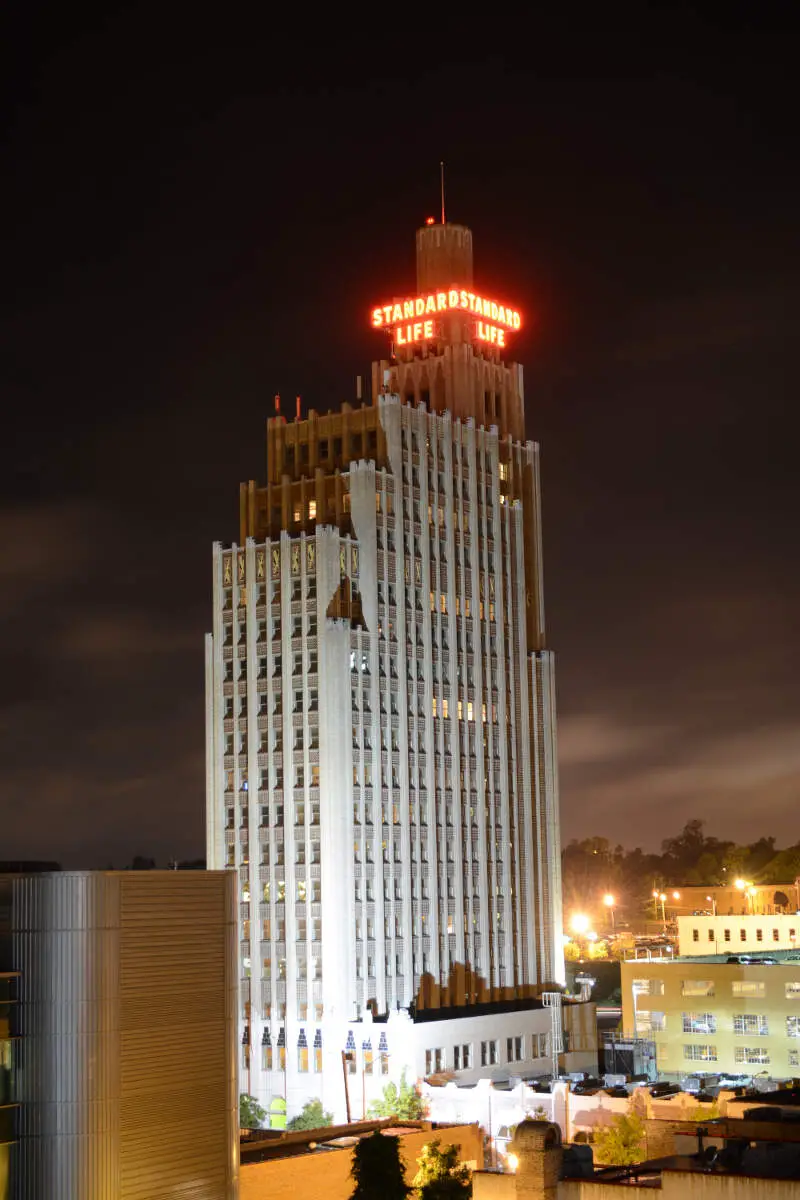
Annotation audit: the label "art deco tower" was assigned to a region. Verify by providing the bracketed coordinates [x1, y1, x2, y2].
[205, 222, 564, 1118]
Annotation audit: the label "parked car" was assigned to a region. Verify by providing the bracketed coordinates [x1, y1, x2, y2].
[649, 1082, 682, 1098]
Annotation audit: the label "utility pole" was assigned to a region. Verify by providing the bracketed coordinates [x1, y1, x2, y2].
[341, 1051, 353, 1123]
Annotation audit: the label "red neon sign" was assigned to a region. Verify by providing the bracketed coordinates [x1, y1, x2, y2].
[371, 286, 521, 349]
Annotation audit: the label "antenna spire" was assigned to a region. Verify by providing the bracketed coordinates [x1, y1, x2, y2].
[440, 161, 446, 225]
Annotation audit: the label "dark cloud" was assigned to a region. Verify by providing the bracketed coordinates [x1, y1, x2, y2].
[2, 7, 798, 862]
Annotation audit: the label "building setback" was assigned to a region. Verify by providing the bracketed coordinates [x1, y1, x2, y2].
[0, 870, 238, 1200]
[205, 221, 567, 1119]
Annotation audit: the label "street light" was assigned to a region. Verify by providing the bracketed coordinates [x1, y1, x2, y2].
[603, 893, 616, 932]
[571, 913, 590, 935]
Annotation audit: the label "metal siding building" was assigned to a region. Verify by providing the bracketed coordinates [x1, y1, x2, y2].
[2, 871, 238, 1200]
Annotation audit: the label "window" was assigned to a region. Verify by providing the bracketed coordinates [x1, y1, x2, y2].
[684, 1045, 717, 1062]
[425, 1048, 445, 1074]
[790, 1049, 799, 1068]
[735, 1046, 770, 1065]
[724, 929, 731, 942]
[786, 983, 800, 999]
[682, 1012, 717, 1034]
[298, 1046, 309, 1072]
[681, 980, 715, 997]
[506, 1036, 524, 1062]
[732, 981, 765, 998]
[730, 1013, 767, 1038]
[636, 1011, 666, 1033]
[481, 1039, 499, 1067]
[692, 928, 699, 942]
[787, 1016, 800, 1038]
[309, 500, 317, 520]
[453, 1044, 472, 1070]
[632, 978, 664, 997]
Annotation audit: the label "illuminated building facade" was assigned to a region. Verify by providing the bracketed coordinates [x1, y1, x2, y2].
[205, 221, 566, 1120]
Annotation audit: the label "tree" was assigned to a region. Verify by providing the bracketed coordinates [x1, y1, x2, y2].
[350, 1130, 411, 1200]
[592, 1113, 645, 1166]
[368, 1069, 427, 1120]
[287, 1097, 334, 1131]
[412, 1139, 472, 1199]
[239, 1092, 267, 1129]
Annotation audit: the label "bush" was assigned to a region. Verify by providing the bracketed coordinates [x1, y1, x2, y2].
[413, 1139, 472, 1199]
[350, 1130, 411, 1200]
[239, 1092, 267, 1130]
[287, 1098, 334, 1131]
[368, 1068, 427, 1120]
[592, 1113, 645, 1166]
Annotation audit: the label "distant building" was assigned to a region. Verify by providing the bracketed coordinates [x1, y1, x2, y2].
[0, 870, 238, 1199]
[204, 220, 566, 1119]
[667, 882, 800, 919]
[621, 946, 800, 1081]
[678, 913, 800, 957]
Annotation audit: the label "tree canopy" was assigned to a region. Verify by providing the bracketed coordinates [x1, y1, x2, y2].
[562, 820, 800, 920]
[413, 1139, 472, 1199]
[592, 1112, 645, 1166]
[368, 1069, 427, 1120]
[350, 1130, 411, 1200]
[287, 1097, 333, 1131]
[239, 1093, 267, 1129]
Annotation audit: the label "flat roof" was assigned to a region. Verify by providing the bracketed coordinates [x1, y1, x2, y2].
[627, 951, 800, 966]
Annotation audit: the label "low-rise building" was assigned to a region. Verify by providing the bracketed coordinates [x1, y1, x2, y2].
[678, 913, 800, 957]
[621, 947, 800, 1080]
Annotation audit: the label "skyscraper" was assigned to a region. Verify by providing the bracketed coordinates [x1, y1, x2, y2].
[206, 222, 566, 1121]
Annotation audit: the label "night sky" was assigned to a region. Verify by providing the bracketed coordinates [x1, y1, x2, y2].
[3, 6, 798, 867]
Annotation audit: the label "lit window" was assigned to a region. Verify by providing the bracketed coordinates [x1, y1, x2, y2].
[684, 1045, 717, 1062]
[309, 500, 317, 519]
[732, 981, 765, 998]
[786, 982, 800, 999]
[734, 1046, 769, 1065]
[681, 980, 715, 997]
[294, 506, 302, 523]
[786, 1017, 800, 1038]
[442, 698, 448, 719]
[682, 1012, 716, 1034]
[733, 1014, 768, 1036]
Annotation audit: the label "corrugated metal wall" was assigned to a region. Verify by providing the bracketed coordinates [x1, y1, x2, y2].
[9, 871, 237, 1199]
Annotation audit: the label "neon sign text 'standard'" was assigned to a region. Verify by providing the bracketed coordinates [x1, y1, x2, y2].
[371, 287, 521, 348]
